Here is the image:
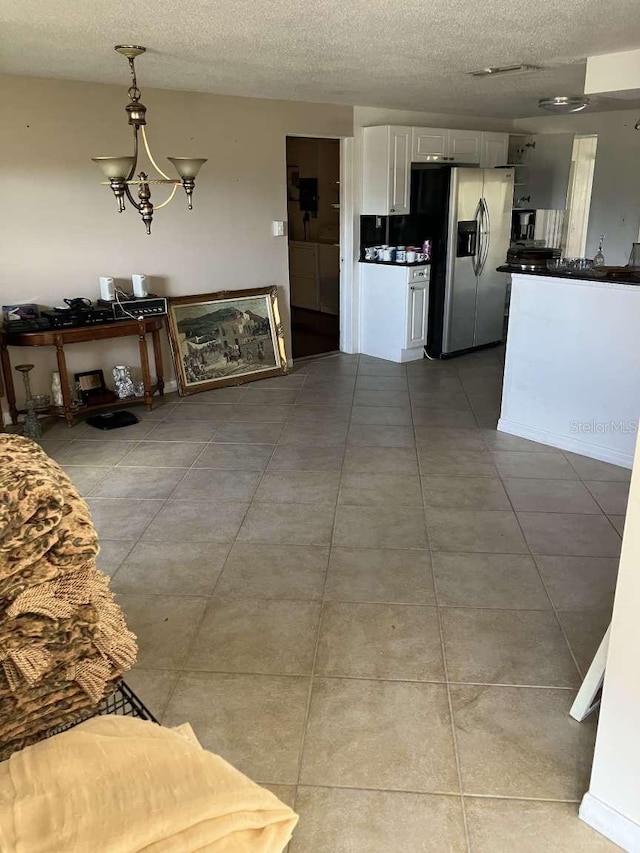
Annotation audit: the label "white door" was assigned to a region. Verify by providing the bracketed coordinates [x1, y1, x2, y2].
[412, 128, 449, 162]
[480, 132, 509, 168]
[406, 281, 429, 348]
[449, 130, 481, 164]
[388, 127, 411, 214]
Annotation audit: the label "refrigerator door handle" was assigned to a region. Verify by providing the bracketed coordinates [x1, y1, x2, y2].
[479, 197, 491, 276]
[472, 199, 482, 275]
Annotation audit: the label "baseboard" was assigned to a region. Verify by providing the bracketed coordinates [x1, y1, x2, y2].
[497, 417, 634, 469]
[580, 792, 640, 852]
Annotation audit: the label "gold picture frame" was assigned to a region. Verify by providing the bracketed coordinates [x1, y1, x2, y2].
[166, 286, 288, 396]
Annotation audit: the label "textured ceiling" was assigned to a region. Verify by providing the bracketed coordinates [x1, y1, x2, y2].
[2, 0, 640, 117]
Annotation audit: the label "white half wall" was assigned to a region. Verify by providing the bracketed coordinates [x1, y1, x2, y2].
[499, 273, 640, 468]
[0, 75, 352, 411]
[580, 428, 640, 851]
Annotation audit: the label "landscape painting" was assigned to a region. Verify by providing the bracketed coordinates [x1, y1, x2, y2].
[167, 286, 288, 395]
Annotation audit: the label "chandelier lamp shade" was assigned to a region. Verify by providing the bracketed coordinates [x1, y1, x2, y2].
[92, 46, 207, 234]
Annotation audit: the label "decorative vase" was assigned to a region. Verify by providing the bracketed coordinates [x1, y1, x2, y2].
[51, 371, 64, 407]
[16, 363, 42, 440]
[113, 365, 135, 399]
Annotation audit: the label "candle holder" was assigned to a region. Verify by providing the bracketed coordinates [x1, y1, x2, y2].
[15, 363, 42, 440]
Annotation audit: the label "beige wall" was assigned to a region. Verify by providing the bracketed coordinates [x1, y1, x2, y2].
[0, 75, 352, 411]
[354, 106, 514, 133]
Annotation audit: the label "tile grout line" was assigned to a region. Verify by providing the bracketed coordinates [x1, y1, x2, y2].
[486, 432, 588, 688]
[416, 358, 472, 853]
[290, 357, 355, 816]
[162, 371, 313, 717]
[110, 401, 236, 717]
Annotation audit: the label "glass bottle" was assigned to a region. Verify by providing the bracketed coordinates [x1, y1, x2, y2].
[593, 235, 605, 268]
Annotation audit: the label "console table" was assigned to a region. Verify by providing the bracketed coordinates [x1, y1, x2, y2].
[1, 318, 165, 427]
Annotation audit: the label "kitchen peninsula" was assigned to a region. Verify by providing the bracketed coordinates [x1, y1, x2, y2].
[498, 269, 640, 468]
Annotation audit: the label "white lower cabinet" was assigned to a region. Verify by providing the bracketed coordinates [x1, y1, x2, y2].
[407, 279, 428, 347]
[360, 264, 430, 363]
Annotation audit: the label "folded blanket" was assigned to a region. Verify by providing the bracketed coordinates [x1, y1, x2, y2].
[0, 434, 137, 758]
[0, 436, 99, 588]
[0, 715, 298, 852]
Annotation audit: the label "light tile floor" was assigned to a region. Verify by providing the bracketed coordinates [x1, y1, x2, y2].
[39, 347, 626, 852]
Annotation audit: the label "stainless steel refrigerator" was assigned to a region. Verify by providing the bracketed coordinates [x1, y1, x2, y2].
[411, 165, 514, 357]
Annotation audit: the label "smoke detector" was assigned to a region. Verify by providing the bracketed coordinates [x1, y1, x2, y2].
[469, 64, 542, 77]
[538, 95, 590, 113]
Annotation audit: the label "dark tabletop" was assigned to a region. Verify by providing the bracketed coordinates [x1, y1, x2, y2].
[497, 266, 640, 286]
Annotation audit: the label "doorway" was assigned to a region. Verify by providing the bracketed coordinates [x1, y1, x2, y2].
[286, 136, 340, 359]
[564, 135, 598, 257]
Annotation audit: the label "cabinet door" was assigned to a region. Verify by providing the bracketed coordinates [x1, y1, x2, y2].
[362, 125, 411, 215]
[406, 281, 429, 348]
[388, 127, 411, 214]
[480, 132, 508, 168]
[524, 133, 574, 209]
[412, 127, 449, 162]
[449, 130, 481, 164]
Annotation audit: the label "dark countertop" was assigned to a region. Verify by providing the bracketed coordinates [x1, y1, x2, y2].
[360, 259, 431, 267]
[497, 265, 640, 286]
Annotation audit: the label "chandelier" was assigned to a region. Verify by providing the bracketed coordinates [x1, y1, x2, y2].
[92, 46, 207, 234]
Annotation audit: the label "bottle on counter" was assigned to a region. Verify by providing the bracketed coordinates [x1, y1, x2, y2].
[423, 239, 432, 260]
[593, 235, 606, 268]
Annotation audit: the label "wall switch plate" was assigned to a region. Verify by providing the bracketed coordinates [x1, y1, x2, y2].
[272, 220, 286, 237]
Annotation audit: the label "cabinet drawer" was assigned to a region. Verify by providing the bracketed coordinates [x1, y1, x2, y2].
[409, 266, 430, 282]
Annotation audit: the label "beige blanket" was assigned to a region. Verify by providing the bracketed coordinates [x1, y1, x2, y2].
[0, 716, 298, 852]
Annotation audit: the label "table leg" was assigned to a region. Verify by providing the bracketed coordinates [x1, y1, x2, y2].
[151, 327, 165, 396]
[54, 336, 74, 427]
[138, 324, 153, 411]
[0, 337, 18, 425]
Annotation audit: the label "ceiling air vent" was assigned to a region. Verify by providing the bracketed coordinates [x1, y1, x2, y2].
[469, 64, 542, 78]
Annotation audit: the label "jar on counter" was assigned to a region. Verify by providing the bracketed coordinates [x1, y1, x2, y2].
[396, 246, 406, 263]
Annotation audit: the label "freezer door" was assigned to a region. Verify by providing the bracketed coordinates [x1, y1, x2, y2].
[442, 168, 484, 354]
[474, 169, 514, 347]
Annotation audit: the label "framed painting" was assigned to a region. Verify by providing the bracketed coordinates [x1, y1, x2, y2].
[166, 286, 288, 395]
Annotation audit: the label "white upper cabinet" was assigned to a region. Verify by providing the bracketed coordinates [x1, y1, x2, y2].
[412, 128, 449, 162]
[362, 126, 411, 216]
[362, 126, 510, 216]
[412, 128, 482, 164]
[448, 129, 481, 164]
[480, 132, 509, 168]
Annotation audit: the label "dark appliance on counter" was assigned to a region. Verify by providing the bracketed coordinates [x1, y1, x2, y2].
[411, 165, 514, 358]
[505, 246, 560, 271]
